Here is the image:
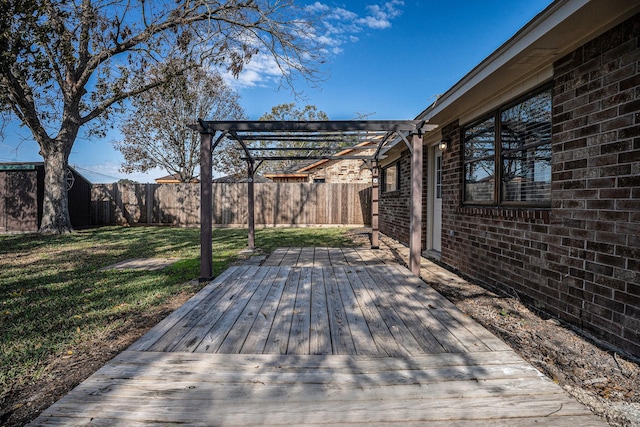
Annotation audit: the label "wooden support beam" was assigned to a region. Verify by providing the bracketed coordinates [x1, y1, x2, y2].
[199, 120, 425, 133]
[242, 155, 376, 161]
[371, 161, 379, 249]
[247, 161, 255, 250]
[199, 131, 213, 281]
[398, 131, 412, 153]
[409, 133, 423, 275]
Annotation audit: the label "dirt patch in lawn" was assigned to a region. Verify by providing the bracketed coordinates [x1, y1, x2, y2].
[99, 257, 181, 271]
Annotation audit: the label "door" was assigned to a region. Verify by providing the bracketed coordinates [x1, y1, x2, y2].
[2, 170, 39, 232]
[432, 148, 443, 252]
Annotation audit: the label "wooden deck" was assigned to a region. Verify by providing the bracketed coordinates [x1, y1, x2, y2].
[31, 248, 605, 426]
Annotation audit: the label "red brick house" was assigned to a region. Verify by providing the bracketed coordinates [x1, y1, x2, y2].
[379, 0, 640, 358]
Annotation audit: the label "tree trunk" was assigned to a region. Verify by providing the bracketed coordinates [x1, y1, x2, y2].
[39, 141, 73, 234]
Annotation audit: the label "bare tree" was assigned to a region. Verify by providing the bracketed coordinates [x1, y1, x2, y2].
[257, 103, 329, 172]
[0, 0, 323, 233]
[114, 62, 245, 182]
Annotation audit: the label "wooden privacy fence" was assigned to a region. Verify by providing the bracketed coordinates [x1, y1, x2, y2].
[92, 183, 372, 227]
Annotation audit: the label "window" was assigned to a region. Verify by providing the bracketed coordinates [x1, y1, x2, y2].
[383, 163, 399, 192]
[313, 178, 326, 183]
[463, 87, 552, 206]
[464, 116, 495, 203]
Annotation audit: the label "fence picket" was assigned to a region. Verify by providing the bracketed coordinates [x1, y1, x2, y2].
[91, 183, 372, 227]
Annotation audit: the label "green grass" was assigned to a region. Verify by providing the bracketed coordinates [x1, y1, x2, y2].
[0, 226, 357, 398]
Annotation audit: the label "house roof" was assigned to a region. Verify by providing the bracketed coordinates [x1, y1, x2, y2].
[212, 174, 272, 183]
[0, 162, 89, 183]
[263, 159, 318, 177]
[263, 140, 378, 178]
[296, 140, 378, 173]
[155, 173, 200, 183]
[384, 0, 640, 154]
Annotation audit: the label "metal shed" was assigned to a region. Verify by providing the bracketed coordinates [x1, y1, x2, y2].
[0, 162, 91, 232]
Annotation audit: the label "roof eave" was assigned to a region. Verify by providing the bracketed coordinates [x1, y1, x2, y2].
[417, 0, 640, 126]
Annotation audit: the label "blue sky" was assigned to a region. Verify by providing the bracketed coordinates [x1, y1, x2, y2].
[1, 0, 553, 183]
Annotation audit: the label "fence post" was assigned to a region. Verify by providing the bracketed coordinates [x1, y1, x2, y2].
[146, 183, 152, 224]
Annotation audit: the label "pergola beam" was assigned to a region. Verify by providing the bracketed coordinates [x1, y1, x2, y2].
[242, 155, 379, 161]
[247, 160, 255, 250]
[371, 160, 379, 249]
[199, 120, 425, 133]
[231, 135, 363, 142]
[243, 146, 376, 151]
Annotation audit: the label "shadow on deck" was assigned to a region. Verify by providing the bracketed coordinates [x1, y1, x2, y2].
[30, 247, 605, 426]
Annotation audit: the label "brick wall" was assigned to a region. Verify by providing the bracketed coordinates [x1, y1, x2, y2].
[437, 119, 556, 316]
[548, 13, 640, 357]
[379, 148, 429, 250]
[380, 14, 640, 357]
[380, 149, 411, 244]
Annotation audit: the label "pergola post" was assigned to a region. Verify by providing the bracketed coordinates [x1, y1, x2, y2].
[199, 131, 213, 281]
[409, 133, 423, 275]
[247, 161, 255, 250]
[371, 161, 379, 249]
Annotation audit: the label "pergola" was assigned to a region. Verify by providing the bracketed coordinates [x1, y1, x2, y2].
[190, 120, 437, 280]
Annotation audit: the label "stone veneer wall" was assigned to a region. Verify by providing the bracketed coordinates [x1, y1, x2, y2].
[307, 158, 372, 184]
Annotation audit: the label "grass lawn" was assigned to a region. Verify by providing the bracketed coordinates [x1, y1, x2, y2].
[0, 226, 357, 424]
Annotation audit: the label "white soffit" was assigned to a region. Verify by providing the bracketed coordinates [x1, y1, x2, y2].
[458, 66, 553, 125]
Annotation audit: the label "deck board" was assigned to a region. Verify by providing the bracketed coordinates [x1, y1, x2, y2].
[356, 266, 426, 356]
[342, 266, 407, 356]
[334, 267, 379, 355]
[34, 351, 602, 426]
[258, 267, 300, 354]
[287, 266, 312, 355]
[30, 247, 605, 426]
[127, 265, 247, 352]
[310, 266, 332, 355]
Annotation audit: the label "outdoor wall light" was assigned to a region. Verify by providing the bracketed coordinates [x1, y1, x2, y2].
[438, 138, 450, 152]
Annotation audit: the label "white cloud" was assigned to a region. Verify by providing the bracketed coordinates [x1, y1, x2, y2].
[222, 53, 285, 90]
[329, 7, 358, 21]
[305, 2, 331, 13]
[357, 15, 392, 29]
[358, 1, 404, 30]
[221, 2, 404, 91]
[309, 1, 404, 48]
